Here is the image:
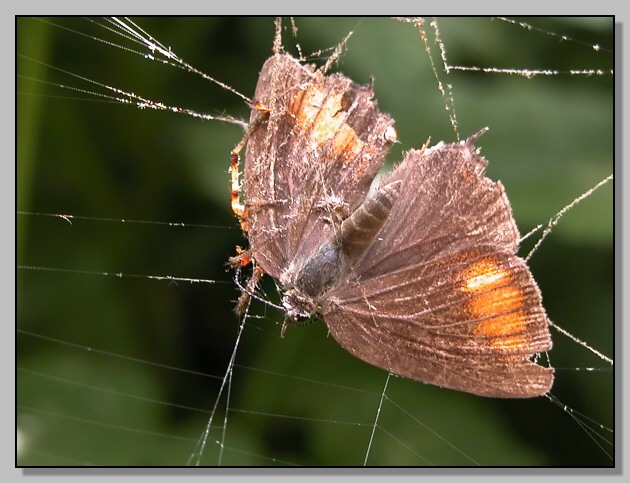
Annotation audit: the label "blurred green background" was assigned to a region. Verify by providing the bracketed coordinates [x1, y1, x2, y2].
[17, 17, 613, 467]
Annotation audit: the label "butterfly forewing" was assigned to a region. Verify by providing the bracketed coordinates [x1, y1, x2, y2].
[319, 138, 553, 397]
[353, 135, 521, 278]
[244, 54, 396, 278]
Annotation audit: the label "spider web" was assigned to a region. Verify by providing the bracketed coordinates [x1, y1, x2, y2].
[16, 17, 614, 467]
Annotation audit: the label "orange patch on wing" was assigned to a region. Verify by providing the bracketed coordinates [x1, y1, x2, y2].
[287, 82, 365, 165]
[461, 257, 530, 351]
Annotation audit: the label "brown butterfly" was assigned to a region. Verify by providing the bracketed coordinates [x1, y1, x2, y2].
[230, 53, 553, 398]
